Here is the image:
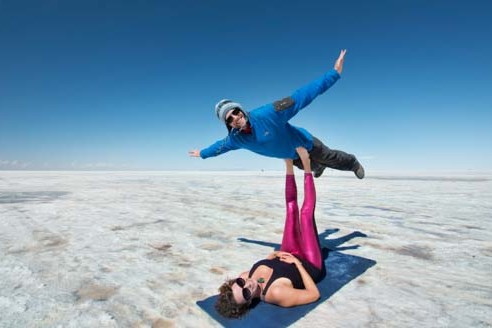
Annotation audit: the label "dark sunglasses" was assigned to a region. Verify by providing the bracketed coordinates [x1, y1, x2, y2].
[226, 108, 242, 125]
[235, 278, 252, 301]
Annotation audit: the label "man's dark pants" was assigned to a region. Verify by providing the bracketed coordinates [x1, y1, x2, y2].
[293, 136, 357, 172]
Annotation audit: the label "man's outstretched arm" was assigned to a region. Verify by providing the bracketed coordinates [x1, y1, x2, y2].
[274, 49, 347, 120]
[189, 137, 239, 159]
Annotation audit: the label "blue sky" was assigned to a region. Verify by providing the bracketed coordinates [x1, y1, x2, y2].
[1, 0, 491, 172]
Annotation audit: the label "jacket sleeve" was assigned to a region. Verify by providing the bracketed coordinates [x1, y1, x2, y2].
[200, 137, 238, 159]
[273, 69, 341, 122]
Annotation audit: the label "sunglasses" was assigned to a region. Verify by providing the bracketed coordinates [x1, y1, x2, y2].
[226, 108, 242, 125]
[235, 277, 252, 301]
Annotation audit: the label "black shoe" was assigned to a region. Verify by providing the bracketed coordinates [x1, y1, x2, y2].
[353, 161, 365, 179]
[313, 165, 326, 178]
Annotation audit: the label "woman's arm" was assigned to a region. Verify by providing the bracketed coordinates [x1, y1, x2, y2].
[267, 252, 320, 307]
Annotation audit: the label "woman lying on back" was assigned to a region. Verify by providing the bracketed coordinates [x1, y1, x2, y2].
[215, 147, 325, 318]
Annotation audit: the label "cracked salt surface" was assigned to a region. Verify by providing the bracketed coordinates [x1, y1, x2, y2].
[0, 171, 491, 327]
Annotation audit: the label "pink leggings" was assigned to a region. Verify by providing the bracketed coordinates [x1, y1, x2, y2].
[280, 173, 323, 270]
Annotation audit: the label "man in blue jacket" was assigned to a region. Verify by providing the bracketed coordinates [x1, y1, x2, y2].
[189, 50, 364, 179]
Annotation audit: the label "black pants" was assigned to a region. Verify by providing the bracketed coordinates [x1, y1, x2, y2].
[293, 136, 357, 172]
[297, 256, 327, 283]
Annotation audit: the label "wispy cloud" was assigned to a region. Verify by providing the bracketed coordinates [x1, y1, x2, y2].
[70, 161, 129, 170]
[0, 159, 131, 170]
[0, 159, 31, 169]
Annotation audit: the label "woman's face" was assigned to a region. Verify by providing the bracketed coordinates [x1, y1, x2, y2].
[231, 277, 258, 305]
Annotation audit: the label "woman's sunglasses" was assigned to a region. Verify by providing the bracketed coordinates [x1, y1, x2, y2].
[226, 108, 242, 125]
[235, 277, 252, 301]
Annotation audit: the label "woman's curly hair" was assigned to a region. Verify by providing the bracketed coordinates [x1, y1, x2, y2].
[214, 279, 252, 319]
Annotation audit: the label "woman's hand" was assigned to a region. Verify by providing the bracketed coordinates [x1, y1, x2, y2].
[277, 252, 301, 265]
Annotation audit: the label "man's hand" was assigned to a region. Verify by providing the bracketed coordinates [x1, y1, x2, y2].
[188, 150, 201, 157]
[334, 49, 347, 74]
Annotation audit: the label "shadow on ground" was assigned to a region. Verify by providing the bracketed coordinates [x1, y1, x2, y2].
[197, 228, 376, 327]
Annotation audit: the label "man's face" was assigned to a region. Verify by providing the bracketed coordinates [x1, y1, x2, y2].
[225, 108, 247, 130]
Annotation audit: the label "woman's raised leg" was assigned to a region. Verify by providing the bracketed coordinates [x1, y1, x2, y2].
[280, 159, 301, 255]
[296, 147, 323, 270]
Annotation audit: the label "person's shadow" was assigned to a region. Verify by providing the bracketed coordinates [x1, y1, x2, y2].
[197, 228, 376, 328]
[238, 228, 369, 259]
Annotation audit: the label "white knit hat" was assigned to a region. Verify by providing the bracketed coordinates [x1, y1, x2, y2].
[215, 99, 243, 123]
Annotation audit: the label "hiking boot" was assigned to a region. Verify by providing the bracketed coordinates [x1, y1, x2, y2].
[313, 164, 326, 178]
[353, 161, 365, 179]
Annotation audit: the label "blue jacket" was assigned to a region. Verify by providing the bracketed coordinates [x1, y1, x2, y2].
[200, 69, 340, 160]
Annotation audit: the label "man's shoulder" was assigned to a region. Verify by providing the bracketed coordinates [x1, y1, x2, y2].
[249, 103, 275, 118]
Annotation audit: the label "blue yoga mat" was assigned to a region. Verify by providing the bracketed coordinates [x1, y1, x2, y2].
[196, 229, 376, 327]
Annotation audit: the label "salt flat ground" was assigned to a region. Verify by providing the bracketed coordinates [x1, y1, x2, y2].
[0, 171, 491, 328]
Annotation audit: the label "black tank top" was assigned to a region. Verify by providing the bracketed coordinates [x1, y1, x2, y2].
[248, 257, 304, 295]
